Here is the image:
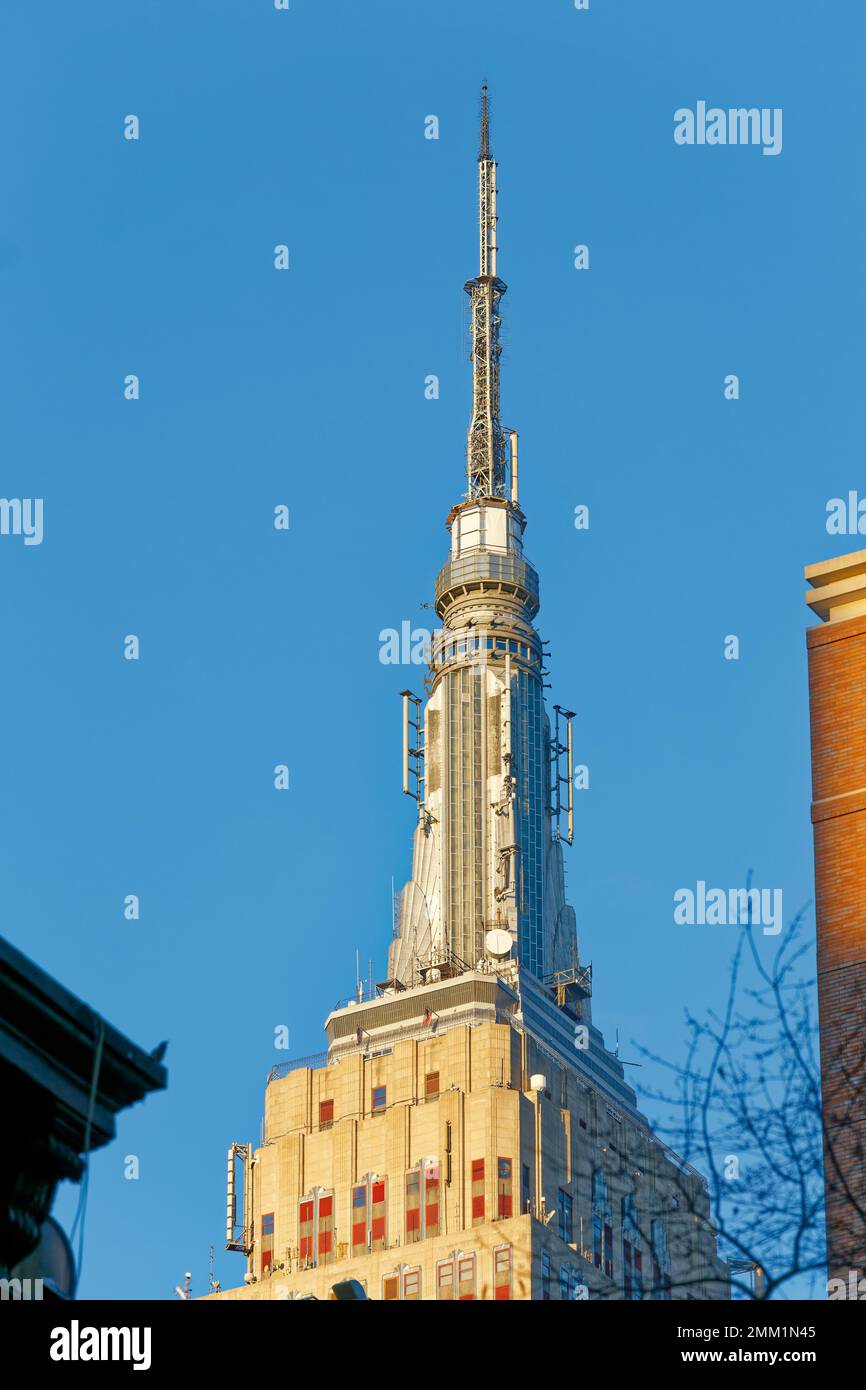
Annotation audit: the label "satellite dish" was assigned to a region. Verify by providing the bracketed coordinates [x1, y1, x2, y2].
[485, 929, 513, 959]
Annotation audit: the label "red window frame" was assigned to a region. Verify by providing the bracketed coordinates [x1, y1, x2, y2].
[471, 1158, 485, 1224]
[261, 1212, 274, 1275]
[458, 1255, 476, 1301]
[425, 1164, 440, 1238]
[494, 1244, 513, 1301]
[437, 1259, 455, 1300]
[351, 1183, 367, 1255]
[298, 1199, 314, 1264]
[497, 1157, 513, 1219]
[318, 1194, 334, 1259]
[406, 1169, 421, 1243]
[370, 1179, 387, 1249]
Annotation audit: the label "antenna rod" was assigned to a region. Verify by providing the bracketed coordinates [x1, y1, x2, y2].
[465, 83, 507, 500]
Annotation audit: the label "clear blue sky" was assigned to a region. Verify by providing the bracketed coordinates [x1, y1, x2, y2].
[2, 0, 864, 1298]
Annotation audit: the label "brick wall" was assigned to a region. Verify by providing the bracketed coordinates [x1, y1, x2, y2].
[807, 612, 866, 1280]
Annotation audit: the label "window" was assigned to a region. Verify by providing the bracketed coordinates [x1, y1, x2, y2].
[522, 1163, 531, 1214]
[319, 1098, 334, 1129]
[458, 1255, 476, 1300]
[425, 1164, 440, 1238]
[261, 1212, 274, 1275]
[318, 1195, 333, 1261]
[352, 1183, 368, 1255]
[471, 1159, 485, 1224]
[424, 1071, 440, 1101]
[497, 1157, 513, 1219]
[541, 1249, 551, 1300]
[352, 1176, 387, 1255]
[299, 1200, 314, 1266]
[558, 1190, 573, 1244]
[494, 1244, 512, 1301]
[406, 1169, 421, 1243]
[622, 1195, 642, 1300]
[370, 1179, 387, 1250]
[604, 1222, 613, 1279]
[437, 1259, 455, 1301]
[406, 1161, 439, 1243]
[560, 1265, 582, 1300]
[371, 1085, 386, 1115]
[651, 1219, 672, 1300]
[298, 1190, 333, 1268]
[592, 1170, 613, 1279]
[436, 1254, 474, 1301]
[383, 1266, 421, 1300]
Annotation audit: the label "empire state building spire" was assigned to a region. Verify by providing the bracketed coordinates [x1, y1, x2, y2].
[212, 87, 728, 1311]
[465, 84, 508, 500]
[389, 87, 579, 989]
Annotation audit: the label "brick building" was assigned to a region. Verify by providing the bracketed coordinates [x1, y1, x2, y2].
[805, 549, 866, 1283]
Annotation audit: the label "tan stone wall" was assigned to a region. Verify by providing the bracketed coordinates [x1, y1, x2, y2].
[207, 1215, 532, 1302]
[211, 1020, 726, 1301]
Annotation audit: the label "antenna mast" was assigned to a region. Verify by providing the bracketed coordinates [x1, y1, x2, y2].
[465, 84, 508, 500]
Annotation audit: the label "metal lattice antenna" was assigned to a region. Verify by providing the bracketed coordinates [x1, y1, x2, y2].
[479, 81, 490, 159]
[465, 84, 507, 500]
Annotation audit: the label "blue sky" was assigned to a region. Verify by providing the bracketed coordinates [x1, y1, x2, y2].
[2, 0, 864, 1298]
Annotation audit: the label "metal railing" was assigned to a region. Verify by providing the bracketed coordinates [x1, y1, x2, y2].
[435, 548, 539, 607]
[268, 1050, 329, 1084]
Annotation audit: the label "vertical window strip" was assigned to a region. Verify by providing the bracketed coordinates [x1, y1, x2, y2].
[351, 1183, 367, 1256]
[425, 1164, 440, 1238]
[494, 1244, 512, 1301]
[458, 1254, 476, 1300]
[471, 1158, 485, 1224]
[406, 1169, 421, 1243]
[497, 1156, 513, 1218]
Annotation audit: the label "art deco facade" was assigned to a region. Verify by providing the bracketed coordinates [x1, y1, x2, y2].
[208, 91, 727, 1303]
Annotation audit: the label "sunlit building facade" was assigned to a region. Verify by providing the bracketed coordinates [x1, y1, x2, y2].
[208, 91, 727, 1303]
